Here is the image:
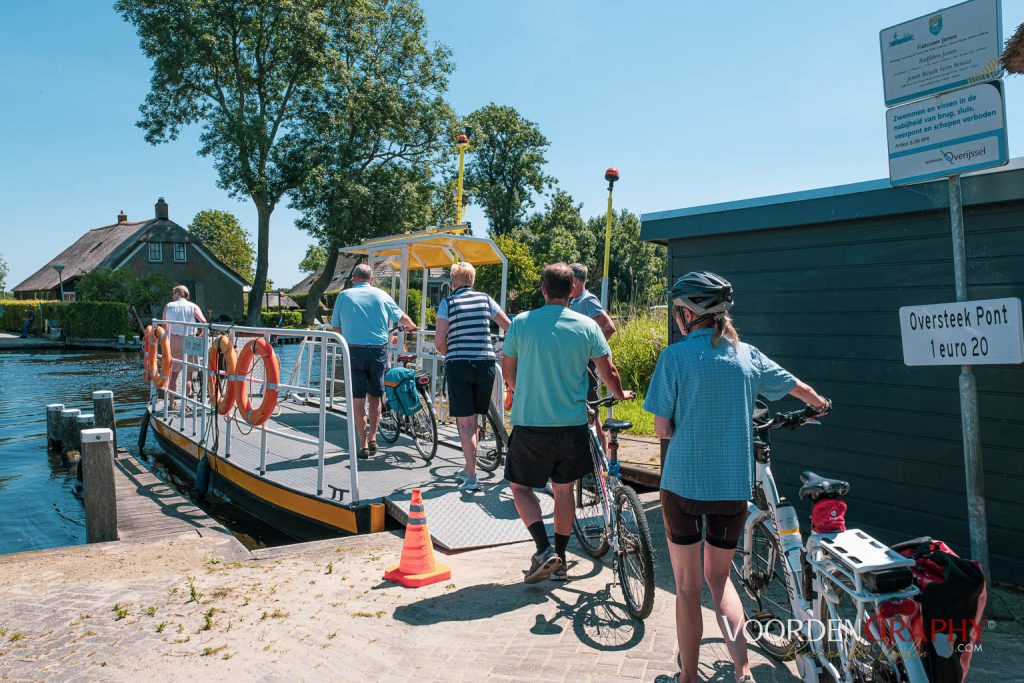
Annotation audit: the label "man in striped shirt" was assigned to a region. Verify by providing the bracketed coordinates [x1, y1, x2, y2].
[434, 262, 510, 491]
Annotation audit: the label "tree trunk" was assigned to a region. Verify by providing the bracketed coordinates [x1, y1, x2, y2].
[302, 246, 340, 326]
[246, 197, 273, 325]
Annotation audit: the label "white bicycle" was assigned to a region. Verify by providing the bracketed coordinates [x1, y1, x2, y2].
[731, 401, 928, 683]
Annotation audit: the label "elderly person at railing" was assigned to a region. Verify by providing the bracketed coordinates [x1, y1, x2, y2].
[162, 285, 207, 410]
[433, 262, 510, 492]
[332, 263, 416, 459]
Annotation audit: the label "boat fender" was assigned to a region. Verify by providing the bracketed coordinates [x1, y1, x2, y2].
[195, 453, 211, 500]
[148, 325, 173, 388]
[138, 409, 151, 453]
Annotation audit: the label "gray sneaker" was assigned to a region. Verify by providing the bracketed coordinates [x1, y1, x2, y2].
[551, 563, 568, 581]
[523, 546, 562, 584]
[458, 474, 479, 492]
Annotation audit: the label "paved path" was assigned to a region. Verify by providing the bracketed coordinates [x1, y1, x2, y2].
[1, 494, 1020, 682]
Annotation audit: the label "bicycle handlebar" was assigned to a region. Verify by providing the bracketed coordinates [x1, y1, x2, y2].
[755, 399, 832, 433]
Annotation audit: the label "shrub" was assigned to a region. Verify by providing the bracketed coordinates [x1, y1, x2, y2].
[609, 313, 669, 392]
[0, 300, 47, 333]
[4, 301, 136, 338]
[76, 269, 172, 312]
[287, 292, 309, 310]
[323, 290, 342, 309]
[260, 309, 303, 328]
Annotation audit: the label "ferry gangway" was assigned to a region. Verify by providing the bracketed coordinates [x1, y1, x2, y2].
[149, 320, 363, 503]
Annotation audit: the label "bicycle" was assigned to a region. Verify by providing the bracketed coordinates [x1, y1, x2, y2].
[377, 351, 438, 461]
[571, 395, 656, 620]
[731, 400, 927, 683]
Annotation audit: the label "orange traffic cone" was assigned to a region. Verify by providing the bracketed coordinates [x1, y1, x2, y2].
[383, 489, 451, 588]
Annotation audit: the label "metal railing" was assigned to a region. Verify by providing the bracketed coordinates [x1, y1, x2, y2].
[149, 320, 362, 502]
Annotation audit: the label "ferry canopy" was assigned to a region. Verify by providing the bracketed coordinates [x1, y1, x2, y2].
[338, 225, 505, 270]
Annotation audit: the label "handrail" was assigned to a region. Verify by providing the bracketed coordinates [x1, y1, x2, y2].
[148, 319, 361, 502]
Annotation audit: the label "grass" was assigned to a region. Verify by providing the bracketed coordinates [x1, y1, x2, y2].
[156, 622, 167, 634]
[602, 393, 655, 436]
[112, 603, 130, 621]
[202, 608, 216, 631]
[201, 644, 227, 657]
[187, 576, 203, 603]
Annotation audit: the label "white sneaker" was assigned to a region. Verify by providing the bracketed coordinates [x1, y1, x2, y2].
[458, 474, 479, 492]
[455, 468, 468, 482]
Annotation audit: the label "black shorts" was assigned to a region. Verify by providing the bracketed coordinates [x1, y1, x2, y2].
[505, 424, 593, 488]
[661, 490, 747, 550]
[446, 359, 496, 417]
[586, 360, 599, 402]
[349, 345, 387, 399]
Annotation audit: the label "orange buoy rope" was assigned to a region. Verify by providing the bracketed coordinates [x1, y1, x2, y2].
[231, 337, 280, 427]
[207, 335, 238, 415]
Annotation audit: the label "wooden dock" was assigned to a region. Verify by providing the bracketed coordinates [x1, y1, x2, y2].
[110, 448, 229, 543]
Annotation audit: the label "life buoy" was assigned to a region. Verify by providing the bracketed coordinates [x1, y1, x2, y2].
[231, 337, 280, 426]
[143, 325, 156, 381]
[149, 325, 173, 388]
[207, 335, 238, 415]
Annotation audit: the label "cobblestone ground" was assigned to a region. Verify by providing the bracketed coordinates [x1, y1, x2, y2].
[1, 497, 1020, 682]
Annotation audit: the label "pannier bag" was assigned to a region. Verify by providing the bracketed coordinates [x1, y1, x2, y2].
[811, 498, 847, 533]
[383, 367, 423, 416]
[891, 537, 986, 683]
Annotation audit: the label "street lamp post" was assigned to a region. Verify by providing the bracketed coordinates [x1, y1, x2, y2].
[455, 129, 471, 225]
[600, 168, 620, 308]
[53, 263, 65, 301]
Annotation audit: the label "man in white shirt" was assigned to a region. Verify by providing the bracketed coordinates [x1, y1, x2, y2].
[162, 285, 207, 409]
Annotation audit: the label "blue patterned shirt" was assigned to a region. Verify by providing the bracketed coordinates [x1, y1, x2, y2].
[644, 329, 797, 501]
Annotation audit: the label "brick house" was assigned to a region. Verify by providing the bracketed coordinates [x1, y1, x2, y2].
[13, 198, 248, 319]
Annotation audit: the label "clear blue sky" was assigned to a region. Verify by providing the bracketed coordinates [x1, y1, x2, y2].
[2, 1, 1021, 291]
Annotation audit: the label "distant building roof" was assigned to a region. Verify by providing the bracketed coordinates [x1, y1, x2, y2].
[288, 253, 363, 295]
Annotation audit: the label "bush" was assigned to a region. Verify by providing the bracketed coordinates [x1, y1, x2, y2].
[287, 292, 309, 310]
[76, 268, 171, 313]
[260, 309, 304, 328]
[609, 313, 669, 392]
[323, 290, 342, 309]
[0, 300, 46, 333]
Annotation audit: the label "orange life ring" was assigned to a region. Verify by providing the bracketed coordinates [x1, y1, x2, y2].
[143, 325, 156, 382]
[149, 325, 173, 388]
[207, 335, 238, 415]
[231, 337, 280, 426]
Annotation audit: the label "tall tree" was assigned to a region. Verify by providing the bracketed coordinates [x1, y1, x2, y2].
[0, 254, 8, 293]
[585, 209, 667, 312]
[299, 244, 328, 274]
[289, 0, 455, 325]
[117, 0, 333, 324]
[187, 209, 255, 281]
[464, 104, 553, 236]
[517, 190, 596, 269]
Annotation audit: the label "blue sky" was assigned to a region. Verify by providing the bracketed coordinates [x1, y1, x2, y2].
[2, 1, 1021, 291]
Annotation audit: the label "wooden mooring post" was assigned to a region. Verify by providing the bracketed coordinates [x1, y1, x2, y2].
[80, 428, 118, 543]
[46, 403, 64, 450]
[59, 408, 81, 456]
[92, 390, 117, 450]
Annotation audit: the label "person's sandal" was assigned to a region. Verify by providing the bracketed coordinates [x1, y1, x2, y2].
[358, 448, 370, 460]
[366, 439, 378, 454]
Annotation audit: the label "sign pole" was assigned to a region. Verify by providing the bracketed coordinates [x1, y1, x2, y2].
[600, 168, 619, 309]
[948, 174, 989, 579]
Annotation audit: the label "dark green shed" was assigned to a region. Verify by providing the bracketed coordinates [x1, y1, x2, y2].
[641, 160, 1024, 582]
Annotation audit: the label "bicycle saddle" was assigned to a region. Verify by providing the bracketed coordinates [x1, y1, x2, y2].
[603, 418, 632, 433]
[798, 470, 850, 500]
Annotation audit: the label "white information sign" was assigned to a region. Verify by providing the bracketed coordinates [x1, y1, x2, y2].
[886, 81, 1007, 185]
[182, 335, 205, 357]
[899, 297, 1024, 366]
[880, 0, 1002, 106]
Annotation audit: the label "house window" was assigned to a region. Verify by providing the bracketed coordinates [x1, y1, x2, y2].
[174, 243, 187, 262]
[148, 243, 163, 262]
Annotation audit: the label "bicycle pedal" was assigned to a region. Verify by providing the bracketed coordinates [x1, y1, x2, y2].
[581, 525, 604, 540]
[750, 611, 776, 623]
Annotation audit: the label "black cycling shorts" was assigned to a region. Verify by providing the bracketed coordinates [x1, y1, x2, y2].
[348, 345, 387, 399]
[661, 490, 747, 550]
[505, 424, 592, 488]
[445, 359, 496, 418]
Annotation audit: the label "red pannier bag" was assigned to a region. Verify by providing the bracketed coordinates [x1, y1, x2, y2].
[811, 498, 847, 533]
[891, 537, 986, 683]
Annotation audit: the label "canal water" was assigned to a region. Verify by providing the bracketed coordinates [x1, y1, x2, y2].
[0, 347, 304, 555]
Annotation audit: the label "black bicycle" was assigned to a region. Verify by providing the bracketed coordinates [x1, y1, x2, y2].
[377, 352, 438, 461]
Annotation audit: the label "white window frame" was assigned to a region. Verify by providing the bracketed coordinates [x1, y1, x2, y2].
[173, 243, 187, 263]
[148, 242, 163, 263]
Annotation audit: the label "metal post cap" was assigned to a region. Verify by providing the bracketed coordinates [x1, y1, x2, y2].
[604, 167, 620, 182]
[60, 409, 81, 417]
[80, 428, 113, 442]
[92, 391, 114, 399]
[457, 134, 469, 143]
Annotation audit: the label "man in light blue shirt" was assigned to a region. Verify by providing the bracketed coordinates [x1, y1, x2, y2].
[502, 263, 633, 584]
[332, 263, 416, 458]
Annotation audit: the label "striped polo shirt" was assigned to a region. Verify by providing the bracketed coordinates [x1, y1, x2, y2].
[437, 286, 500, 360]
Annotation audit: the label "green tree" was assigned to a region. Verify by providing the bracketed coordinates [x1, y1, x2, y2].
[517, 190, 597, 270]
[299, 244, 327, 274]
[0, 254, 8, 292]
[289, 0, 455, 325]
[464, 104, 553, 236]
[585, 209, 667, 313]
[476, 234, 540, 312]
[117, 0, 338, 324]
[187, 210, 255, 281]
[76, 269, 172, 314]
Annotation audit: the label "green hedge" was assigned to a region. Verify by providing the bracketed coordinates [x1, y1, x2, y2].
[323, 290, 342, 309]
[287, 292, 309, 309]
[261, 309, 304, 328]
[0, 300, 46, 333]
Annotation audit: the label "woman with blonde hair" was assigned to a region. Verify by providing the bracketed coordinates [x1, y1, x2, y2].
[645, 271, 830, 683]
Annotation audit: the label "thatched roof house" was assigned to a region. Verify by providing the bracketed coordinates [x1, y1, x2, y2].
[287, 253, 363, 295]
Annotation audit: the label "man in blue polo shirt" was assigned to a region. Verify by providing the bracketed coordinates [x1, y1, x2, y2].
[502, 262, 633, 583]
[332, 264, 416, 459]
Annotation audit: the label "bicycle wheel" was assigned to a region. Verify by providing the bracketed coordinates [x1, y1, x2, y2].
[475, 407, 503, 473]
[730, 519, 799, 660]
[573, 471, 610, 558]
[614, 486, 655, 620]
[377, 402, 400, 444]
[410, 386, 438, 461]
